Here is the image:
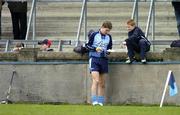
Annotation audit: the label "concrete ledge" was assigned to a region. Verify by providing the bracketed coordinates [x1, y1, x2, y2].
[0, 52, 17, 61]
[18, 48, 39, 62]
[37, 51, 163, 62]
[0, 51, 166, 62]
[108, 52, 163, 61]
[163, 47, 180, 61]
[0, 48, 175, 62]
[37, 51, 88, 60]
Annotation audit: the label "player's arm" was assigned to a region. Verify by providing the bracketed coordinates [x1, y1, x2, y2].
[85, 33, 96, 51]
[106, 35, 113, 54]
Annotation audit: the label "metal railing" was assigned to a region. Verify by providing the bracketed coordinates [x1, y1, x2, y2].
[0, 39, 174, 52]
[24, 0, 174, 41]
[1, 39, 72, 52]
[25, 0, 36, 42]
[76, 0, 87, 46]
[131, 0, 156, 51]
[4, 0, 176, 52]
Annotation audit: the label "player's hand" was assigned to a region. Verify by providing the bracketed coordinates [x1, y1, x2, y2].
[96, 47, 103, 52]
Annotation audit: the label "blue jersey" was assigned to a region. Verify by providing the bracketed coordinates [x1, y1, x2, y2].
[86, 31, 112, 58]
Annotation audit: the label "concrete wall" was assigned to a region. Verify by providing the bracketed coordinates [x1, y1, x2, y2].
[108, 64, 180, 105]
[0, 63, 180, 105]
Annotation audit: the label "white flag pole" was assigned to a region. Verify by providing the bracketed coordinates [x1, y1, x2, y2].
[160, 70, 172, 108]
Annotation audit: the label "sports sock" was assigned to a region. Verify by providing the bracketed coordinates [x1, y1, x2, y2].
[91, 95, 97, 102]
[98, 96, 104, 104]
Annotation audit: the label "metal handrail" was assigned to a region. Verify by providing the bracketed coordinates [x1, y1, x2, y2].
[1, 39, 72, 52]
[131, 0, 155, 39]
[5, 40, 10, 52]
[145, 0, 155, 38]
[76, 0, 87, 46]
[131, 0, 138, 19]
[25, 0, 36, 40]
[21, 0, 172, 51]
[131, 0, 139, 26]
[0, 39, 174, 47]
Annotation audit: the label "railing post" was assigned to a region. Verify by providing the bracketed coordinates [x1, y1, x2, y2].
[32, 0, 37, 48]
[131, 0, 138, 26]
[76, 0, 87, 46]
[145, 0, 155, 38]
[84, 0, 87, 42]
[5, 40, 10, 52]
[58, 40, 63, 51]
[25, 0, 36, 40]
[152, 1, 155, 51]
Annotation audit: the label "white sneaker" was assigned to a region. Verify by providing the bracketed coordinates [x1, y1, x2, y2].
[92, 101, 98, 106]
[125, 59, 131, 64]
[141, 59, 147, 64]
[98, 103, 103, 106]
[125, 59, 135, 64]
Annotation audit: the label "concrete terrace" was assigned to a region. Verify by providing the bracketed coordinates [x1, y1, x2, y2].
[1, 1, 178, 41]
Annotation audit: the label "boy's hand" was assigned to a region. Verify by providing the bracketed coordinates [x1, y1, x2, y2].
[122, 41, 126, 45]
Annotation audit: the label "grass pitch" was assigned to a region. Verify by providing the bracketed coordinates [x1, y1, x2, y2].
[0, 104, 179, 115]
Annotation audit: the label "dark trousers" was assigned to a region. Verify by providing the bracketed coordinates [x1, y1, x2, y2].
[0, 11, 1, 39]
[172, 2, 180, 36]
[126, 39, 150, 60]
[10, 12, 27, 40]
[174, 10, 180, 36]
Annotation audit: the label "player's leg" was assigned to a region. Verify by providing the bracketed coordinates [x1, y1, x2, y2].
[91, 71, 100, 105]
[89, 58, 100, 105]
[97, 73, 106, 106]
[97, 58, 108, 106]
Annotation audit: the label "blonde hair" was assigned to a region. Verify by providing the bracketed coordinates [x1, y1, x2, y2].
[127, 19, 136, 26]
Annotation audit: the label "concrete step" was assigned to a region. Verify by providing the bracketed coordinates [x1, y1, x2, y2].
[0, 1, 178, 40]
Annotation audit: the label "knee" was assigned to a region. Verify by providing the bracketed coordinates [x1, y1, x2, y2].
[99, 81, 105, 88]
[139, 39, 146, 46]
[92, 79, 98, 86]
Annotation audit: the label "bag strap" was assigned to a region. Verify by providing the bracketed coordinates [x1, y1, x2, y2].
[141, 36, 151, 45]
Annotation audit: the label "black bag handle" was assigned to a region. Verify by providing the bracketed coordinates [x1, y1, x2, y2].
[141, 36, 151, 46]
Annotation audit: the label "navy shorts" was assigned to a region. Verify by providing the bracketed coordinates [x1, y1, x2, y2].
[89, 57, 108, 74]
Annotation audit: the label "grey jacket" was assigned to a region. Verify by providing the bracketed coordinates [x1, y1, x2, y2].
[8, 1, 27, 13]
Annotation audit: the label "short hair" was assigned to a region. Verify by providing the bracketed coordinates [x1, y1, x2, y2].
[102, 21, 112, 30]
[127, 19, 136, 26]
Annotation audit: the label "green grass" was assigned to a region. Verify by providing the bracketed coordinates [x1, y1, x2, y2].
[0, 104, 180, 115]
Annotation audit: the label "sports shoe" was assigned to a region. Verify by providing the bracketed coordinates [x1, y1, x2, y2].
[125, 58, 135, 64]
[125, 59, 131, 64]
[92, 101, 98, 106]
[98, 103, 103, 106]
[141, 59, 147, 64]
